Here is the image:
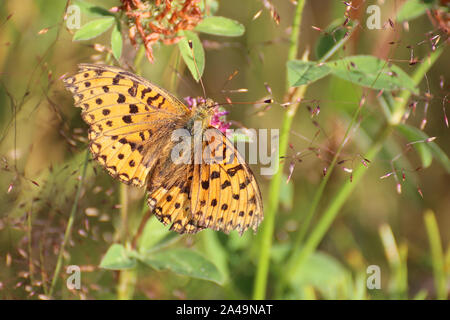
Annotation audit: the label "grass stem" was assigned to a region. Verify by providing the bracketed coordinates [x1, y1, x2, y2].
[49, 150, 90, 298]
[252, 0, 306, 300]
[424, 210, 447, 300]
[278, 46, 444, 296]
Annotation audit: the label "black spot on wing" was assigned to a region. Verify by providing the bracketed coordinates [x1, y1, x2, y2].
[129, 104, 138, 113]
[113, 74, 125, 85]
[117, 94, 126, 103]
[147, 94, 161, 106]
[141, 87, 152, 99]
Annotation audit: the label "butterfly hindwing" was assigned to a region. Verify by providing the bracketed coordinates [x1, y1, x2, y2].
[148, 166, 203, 234]
[190, 128, 263, 235]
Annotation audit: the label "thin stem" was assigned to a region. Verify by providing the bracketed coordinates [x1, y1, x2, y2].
[318, 21, 359, 63]
[27, 205, 35, 288]
[117, 268, 138, 300]
[390, 46, 443, 125]
[284, 125, 392, 285]
[280, 46, 444, 293]
[39, 241, 49, 295]
[424, 210, 447, 300]
[253, 7, 359, 299]
[293, 99, 363, 252]
[120, 184, 129, 242]
[116, 169, 137, 301]
[379, 224, 408, 299]
[49, 150, 90, 298]
[287, 0, 306, 64]
[131, 209, 152, 250]
[283, 21, 360, 253]
[252, 0, 306, 300]
[275, 92, 363, 297]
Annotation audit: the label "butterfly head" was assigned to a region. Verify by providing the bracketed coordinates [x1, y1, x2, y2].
[191, 98, 216, 122]
[186, 97, 230, 133]
[196, 98, 217, 110]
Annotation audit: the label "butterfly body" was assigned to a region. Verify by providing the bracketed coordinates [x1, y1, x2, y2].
[64, 64, 263, 235]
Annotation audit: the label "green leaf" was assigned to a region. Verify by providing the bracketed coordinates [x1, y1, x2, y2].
[329, 76, 363, 113]
[227, 228, 251, 251]
[397, 0, 434, 23]
[195, 16, 245, 37]
[200, 230, 230, 282]
[327, 55, 418, 94]
[315, 19, 354, 60]
[99, 244, 136, 270]
[178, 30, 205, 81]
[287, 60, 331, 87]
[111, 22, 123, 60]
[73, 0, 115, 18]
[73, 17, 115, 41]
[139, 248, 224, 284]
[138, 216, 176, 254]
[289, 251, 351, 299]
[397, 124, 450, 172]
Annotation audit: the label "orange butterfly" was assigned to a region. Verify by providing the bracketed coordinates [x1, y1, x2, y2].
[64, 64, 263, 235]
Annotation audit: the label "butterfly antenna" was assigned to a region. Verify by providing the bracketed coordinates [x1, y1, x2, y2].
[188, 40, 207, 100]
[220, 70, 239, 93]
[214, 98, 274, 108]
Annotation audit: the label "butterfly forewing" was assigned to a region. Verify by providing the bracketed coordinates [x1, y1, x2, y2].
[64, 64, 190, 187]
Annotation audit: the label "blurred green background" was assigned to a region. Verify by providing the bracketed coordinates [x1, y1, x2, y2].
[0, 0, 448, 300]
